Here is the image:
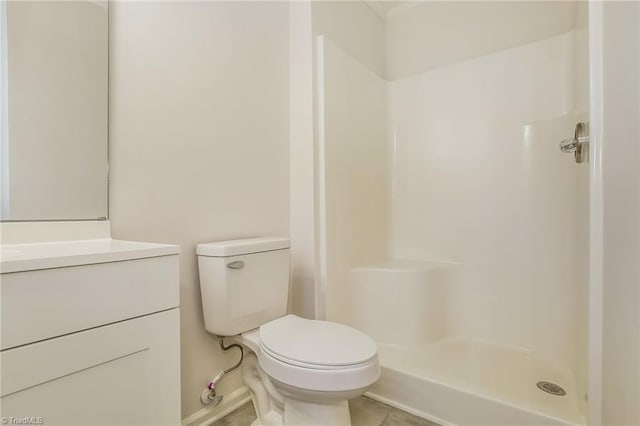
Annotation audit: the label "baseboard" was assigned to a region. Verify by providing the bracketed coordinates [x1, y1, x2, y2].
[182, 386, 251, 426]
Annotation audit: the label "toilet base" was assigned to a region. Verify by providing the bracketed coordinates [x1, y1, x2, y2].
[242, 350, 356, 426]
[283, 399, 351, 426]
[249, 399, 350, 426]
[248, 398, 351, 426]
[250, 410, 283, 426]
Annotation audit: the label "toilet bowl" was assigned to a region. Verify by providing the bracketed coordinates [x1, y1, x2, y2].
[197, 238, 380, 425]
[237, 315, 380, 426]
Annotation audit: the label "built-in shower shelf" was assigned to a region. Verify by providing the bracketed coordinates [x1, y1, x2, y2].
[350, 259, 461, 346]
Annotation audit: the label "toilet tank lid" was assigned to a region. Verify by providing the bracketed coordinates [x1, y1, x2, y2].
[197, 237, 289, 257]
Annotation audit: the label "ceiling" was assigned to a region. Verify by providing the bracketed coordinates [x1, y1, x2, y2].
[365, 1, 414, 20]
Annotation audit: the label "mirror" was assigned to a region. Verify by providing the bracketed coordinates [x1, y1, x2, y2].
[0, 0, 108, 221]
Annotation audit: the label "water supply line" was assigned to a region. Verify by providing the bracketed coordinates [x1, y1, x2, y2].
[200, 336, 244, 406]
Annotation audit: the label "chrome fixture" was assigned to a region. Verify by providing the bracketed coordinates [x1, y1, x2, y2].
[537, 381, 566, 396]
[226, 261, 245, 269]
[560, 122, 589, 163]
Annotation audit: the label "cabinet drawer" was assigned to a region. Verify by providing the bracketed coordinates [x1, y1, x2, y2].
[1, 255, 179, 350]
[0, 309, 181, 425]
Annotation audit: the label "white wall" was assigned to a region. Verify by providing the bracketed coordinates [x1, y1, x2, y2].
[598, 2, 640, 424]
[385, 1, 577, 80]
[108, 1, 289, 420]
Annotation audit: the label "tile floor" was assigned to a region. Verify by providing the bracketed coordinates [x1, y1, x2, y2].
[212, 396, 439, 426]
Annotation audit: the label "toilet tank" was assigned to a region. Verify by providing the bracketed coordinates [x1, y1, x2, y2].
[197, 238, 290, 336]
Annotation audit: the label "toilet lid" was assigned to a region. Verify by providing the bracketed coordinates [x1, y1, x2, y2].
[259, 315, 377, 367]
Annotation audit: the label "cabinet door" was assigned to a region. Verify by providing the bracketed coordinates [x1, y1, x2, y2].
[1, 309, 180, 425]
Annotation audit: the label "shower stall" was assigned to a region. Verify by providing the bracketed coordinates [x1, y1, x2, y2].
[313, 2, 591, 424]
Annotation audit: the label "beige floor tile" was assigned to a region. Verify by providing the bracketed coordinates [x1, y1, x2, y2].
[212, 402, 257, 426]
[349, 396, 392, 426]
[380, 408, 439, 426]
[211, 396, 440, 426]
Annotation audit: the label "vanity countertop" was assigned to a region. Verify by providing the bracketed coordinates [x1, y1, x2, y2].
[0, 239, 180, 273]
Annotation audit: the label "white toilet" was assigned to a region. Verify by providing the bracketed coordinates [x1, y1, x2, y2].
[197, 237, 380, 426]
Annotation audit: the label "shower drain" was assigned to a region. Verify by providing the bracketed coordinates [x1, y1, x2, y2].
[537, 381, 566, 396]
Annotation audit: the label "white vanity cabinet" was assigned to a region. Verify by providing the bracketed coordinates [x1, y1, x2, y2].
[0, 239, 181, 426]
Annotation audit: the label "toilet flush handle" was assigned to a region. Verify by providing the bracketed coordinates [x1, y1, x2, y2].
[227, 261, 244, 269]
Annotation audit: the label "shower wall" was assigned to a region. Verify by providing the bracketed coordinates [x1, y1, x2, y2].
[317, 36, 389, 326]
[389, 31, 588, 372]
[289, 1, 385, 319]
[384, 1, 578, 80]
[317, 1, 589, 399]
[316, 0, 589, 408]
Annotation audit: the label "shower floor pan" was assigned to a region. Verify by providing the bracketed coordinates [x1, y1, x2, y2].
[366, 337, 585, 426]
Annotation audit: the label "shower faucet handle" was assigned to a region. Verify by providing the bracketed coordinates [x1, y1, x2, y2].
[560, 122, 589, 164]
[560, 137, 578, 153]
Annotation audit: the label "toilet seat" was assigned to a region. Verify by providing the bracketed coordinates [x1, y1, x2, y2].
[259, 343, 373, 370]
[259, 315, 377, 369]
[239, 315, 380, 392]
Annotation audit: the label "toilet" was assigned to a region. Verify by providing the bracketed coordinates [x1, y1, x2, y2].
[197, 237, 380, 426]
